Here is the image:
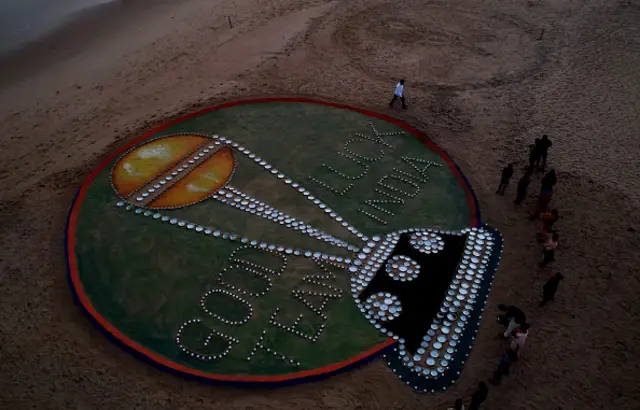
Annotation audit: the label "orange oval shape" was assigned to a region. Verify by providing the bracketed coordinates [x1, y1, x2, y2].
[149, 146, 235, 208]
[112, 135, 208, 197]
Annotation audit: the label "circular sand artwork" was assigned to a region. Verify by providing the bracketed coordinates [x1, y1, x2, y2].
[66, 98, 503, 392]
[338, 3, 539, 90]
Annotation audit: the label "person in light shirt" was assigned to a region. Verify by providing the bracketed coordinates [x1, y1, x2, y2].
[539, 233, 559, 267]
[510, 323, 530, 357]
[389, 79, 407, 109]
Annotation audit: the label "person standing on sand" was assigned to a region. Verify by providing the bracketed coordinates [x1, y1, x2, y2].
[513, 169, 532, 205]
[528, 144, 538, 169]
[490, 349, 518, 385]
[389, 79, 408, 109]
[534, 135, 553, 170]
[540, 272, 564, 306]
[541, 169, 557, 191]
[497, 304, 526, 338]
[530, 186, 553, 220]
[538, 208, 559, 241]
[496, 163, 514, 195]
[448, 398, 465, 410]
[510, 323, 530, 357]
[530, 170, 557, 221]
[468, 382, 488, 410]
[539, 233, 559, 267]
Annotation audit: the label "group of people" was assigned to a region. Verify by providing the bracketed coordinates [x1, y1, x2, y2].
[447, 304, 530, 410]
[491, 304, 530, 384]
[448, 136, 566, 410]
[496, 136, 562, 269]
[387, 86, 566, 408]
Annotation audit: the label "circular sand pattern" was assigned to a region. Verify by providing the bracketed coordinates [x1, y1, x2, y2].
[337, 3, 540, 89]
[66, 98, 486, 387]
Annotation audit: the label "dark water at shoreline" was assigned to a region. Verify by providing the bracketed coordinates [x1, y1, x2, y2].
[0, 0, 114, 54]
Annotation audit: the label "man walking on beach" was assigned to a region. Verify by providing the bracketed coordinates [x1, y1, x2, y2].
[389, 79, 408, 109]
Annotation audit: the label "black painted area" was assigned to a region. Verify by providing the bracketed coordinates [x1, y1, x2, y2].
[358, 233, 467, 353]
[384, 225, 504, 392]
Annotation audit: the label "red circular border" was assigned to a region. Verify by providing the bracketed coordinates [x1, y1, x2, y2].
[66, 97, 479, 383]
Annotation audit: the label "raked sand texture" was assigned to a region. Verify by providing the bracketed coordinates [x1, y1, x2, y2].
[0, 0, 639, 409]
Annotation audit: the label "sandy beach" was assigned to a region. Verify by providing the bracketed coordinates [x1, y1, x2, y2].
[1, 0, 639, 408]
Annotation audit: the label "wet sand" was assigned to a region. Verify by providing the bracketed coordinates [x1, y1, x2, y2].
[0, 0, 639, 409]
[0, 0, 116, 55]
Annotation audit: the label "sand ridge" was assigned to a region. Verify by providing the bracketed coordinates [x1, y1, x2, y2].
[1, 0, 639, 409]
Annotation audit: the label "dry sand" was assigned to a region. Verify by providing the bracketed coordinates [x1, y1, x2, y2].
[1, 0, 639, 408]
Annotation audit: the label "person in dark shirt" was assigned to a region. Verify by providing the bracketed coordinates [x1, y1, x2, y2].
[530, 185, 553, 220]
[534, 135, 553, 170]
[497, 304, 526, 337]
[496, 163, 514, 195]
[540, 272, 564, 306]
[468, 382, 488, 410]
[541, 169, 557, 191]
[490, 349, 518, 385]
[448, 398, 465, 410]
[528, 144, 538, 169]
[497, 304, 526, 324]
[513, 168, 532, 205]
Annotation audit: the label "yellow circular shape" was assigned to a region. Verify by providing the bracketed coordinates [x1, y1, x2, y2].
[112, 135, 208, 196]
[149, 146, 235, 208]
[111, 135, 236, 209]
